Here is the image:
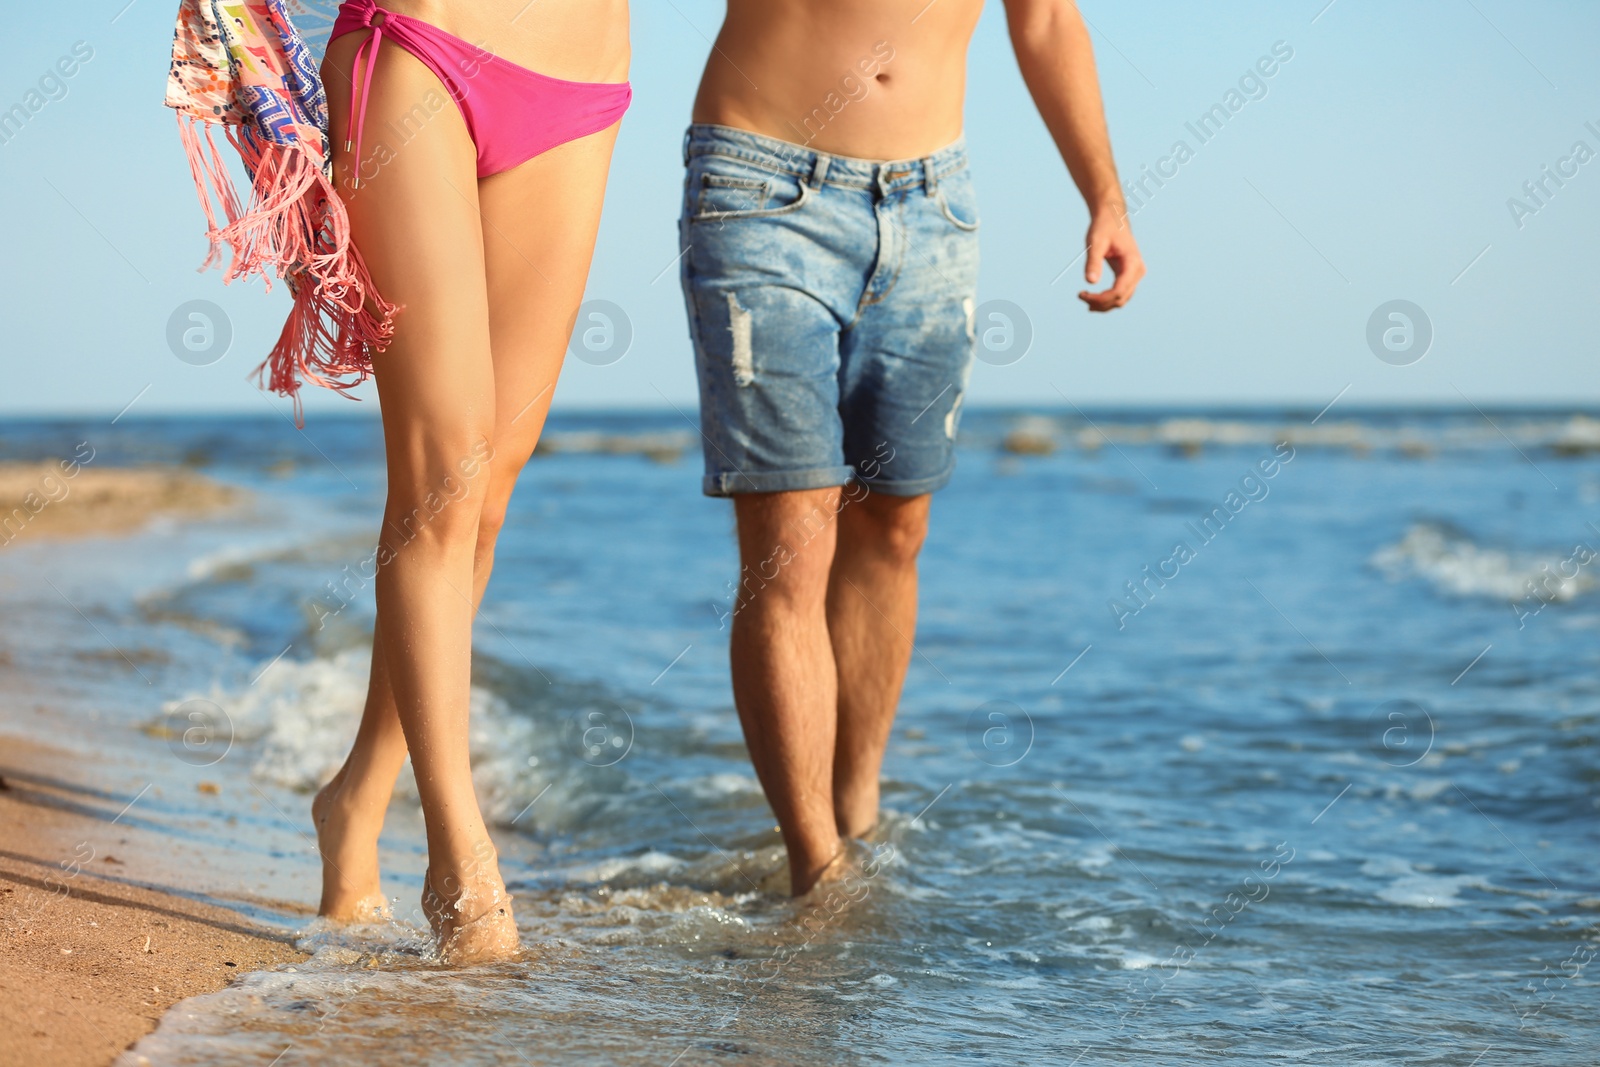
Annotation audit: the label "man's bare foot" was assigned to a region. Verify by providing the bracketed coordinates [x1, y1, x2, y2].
[312, 776, 390, 923]
[786, 837, 853, 897]
[807, 845, 862, 894]
[833, 789, 881, 843]
[854, 818, 884, 845]
[422, 855, 521, 965]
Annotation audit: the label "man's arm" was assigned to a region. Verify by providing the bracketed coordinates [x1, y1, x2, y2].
[1002, 0, 1145, 311]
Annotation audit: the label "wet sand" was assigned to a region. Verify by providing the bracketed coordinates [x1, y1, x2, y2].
[0, 461, 239, 544]
[0, 735, 309, 1067]
[0, 464, 293, 1066]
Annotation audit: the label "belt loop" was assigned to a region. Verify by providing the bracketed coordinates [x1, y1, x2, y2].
[808, 151, 831, 190]
[682, 128, 692, 168]
[922, 155, 939, 196]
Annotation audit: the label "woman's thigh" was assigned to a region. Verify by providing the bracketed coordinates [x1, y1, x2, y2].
[476, 124, 623, 470]
[323, 34, 495, 509]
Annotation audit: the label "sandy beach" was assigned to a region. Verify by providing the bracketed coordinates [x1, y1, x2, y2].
[0, 463, 300, 1067]
[0, 460, 239, 546]
[0, 734, 307, 1067]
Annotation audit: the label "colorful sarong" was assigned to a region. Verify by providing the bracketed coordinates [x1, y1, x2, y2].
[166, 0, 397, 421]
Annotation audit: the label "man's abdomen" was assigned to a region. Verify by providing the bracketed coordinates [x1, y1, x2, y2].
[692, 0, 982, 161]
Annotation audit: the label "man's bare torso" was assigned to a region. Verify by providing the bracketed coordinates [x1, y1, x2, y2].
[692, 0, 985, 161]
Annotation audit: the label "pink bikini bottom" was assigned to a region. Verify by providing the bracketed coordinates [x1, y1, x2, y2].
[331, 0, 632, 179]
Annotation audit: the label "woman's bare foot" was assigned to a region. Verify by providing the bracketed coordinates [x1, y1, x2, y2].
[421, 848, 521, 965]
[312, 774, 391, 923]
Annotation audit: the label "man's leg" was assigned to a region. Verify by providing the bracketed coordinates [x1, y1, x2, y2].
[826, 492, 931, 838]
[730, 487, 849, 895]
[827, 146, 980, 840]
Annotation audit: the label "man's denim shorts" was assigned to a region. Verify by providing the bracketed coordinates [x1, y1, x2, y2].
[678, 123, 980, 498]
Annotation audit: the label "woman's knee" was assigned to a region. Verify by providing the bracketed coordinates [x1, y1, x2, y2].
[383, 436, 496, 550]
[474, 495, 509, 556]
[471, 451, 534, 558]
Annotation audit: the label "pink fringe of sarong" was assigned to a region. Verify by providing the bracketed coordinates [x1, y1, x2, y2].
[176, 113, 398, 424]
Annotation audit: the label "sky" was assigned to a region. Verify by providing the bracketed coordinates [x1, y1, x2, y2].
[0, 0, 1596, 418]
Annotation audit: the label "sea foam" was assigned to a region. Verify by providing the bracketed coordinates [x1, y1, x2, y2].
[1371, 522, 1597, 602]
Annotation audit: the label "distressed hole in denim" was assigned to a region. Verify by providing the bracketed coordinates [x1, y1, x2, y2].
[946, 391, 964, 440]
[963, 297, 976, 343]
[727, 293, 754, 386]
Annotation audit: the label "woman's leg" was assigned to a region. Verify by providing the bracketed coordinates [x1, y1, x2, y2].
[314, 122, 625, 912]
[472, 124, 624, 563]
[312, 38, 624, 938]
[313, 618, 407, 920]
[311, 33, 516, 960]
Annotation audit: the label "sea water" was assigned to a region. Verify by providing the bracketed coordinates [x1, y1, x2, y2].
[0, 409, 1595, 1066]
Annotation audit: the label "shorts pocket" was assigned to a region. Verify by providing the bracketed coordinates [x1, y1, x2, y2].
[935, 168, 980, 232]
[690, 156, 811, 222]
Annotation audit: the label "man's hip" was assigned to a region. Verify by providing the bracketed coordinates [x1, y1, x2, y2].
[677, 123, 981, 498]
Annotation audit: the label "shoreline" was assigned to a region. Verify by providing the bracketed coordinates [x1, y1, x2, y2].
[0, 461, 313, 1065]
[0, 734, 309, 1067]
[0, 460, 241, 546]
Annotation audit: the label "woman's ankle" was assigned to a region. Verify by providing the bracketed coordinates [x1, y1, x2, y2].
[316, 770, 395, 822]
[428, 836, 502, 891]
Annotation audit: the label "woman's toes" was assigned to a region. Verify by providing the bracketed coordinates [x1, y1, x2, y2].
[438, 902, 520, 965]
[423, 867, 521, 965]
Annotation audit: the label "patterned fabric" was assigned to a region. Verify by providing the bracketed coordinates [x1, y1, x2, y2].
[166, 0, 330, 171]
[282, 0, 342, 60]
[164, 0, 396, 423]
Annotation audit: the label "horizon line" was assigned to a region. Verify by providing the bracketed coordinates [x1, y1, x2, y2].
[3, 399, 1600, 421]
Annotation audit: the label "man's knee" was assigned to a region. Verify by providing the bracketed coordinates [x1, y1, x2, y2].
[733, 488, 843, 607]
[844, 492, 931, 566]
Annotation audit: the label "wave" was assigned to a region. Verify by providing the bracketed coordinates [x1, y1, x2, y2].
[182, 529, 376, 583]
[989, 413, 1600, 457]
[1370, 522, 1598, 603]
[1361, 857, 1491, 909]
[534, 429, 696, 462]
[173, 646, 586, 831]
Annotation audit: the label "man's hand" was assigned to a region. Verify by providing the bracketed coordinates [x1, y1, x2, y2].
[1078, 207, 1145, 312]
[1004, 0, 1144, 311]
